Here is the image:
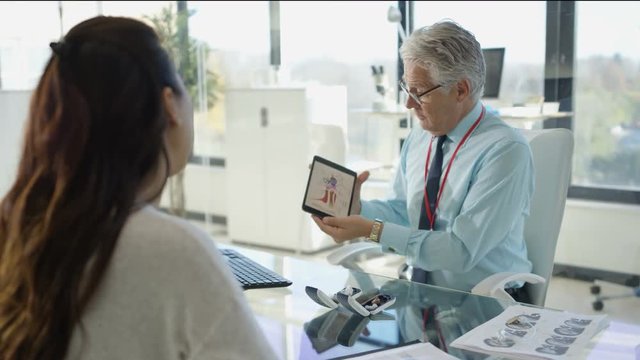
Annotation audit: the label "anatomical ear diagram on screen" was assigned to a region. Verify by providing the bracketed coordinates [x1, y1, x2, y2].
[316, 175, 338, 208]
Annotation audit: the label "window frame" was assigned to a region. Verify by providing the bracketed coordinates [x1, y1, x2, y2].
[402, 0, 640, 205]
[545, 0, 640, 205]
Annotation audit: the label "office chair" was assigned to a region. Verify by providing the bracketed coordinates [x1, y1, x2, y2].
[590, 277, 640, 311]
[327, 128, 575, 307]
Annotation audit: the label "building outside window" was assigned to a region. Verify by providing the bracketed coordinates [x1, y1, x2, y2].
[573, 1, 640, 193]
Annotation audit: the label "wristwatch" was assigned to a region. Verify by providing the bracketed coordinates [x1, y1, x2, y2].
[367, 219, 384, 243]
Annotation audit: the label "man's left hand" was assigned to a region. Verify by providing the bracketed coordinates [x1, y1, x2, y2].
[311, 215, 374, 243]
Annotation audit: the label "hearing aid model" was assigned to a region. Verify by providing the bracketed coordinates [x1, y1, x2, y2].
[336, 292, 396, 317]
[305, 285, 395, 317]
[305, 286, 362, 309]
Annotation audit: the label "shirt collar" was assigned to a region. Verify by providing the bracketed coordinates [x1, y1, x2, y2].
[446, 101, 483, 144]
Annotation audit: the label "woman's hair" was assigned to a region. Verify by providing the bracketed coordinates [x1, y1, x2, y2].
[0, 16, 181, 359]
[400, 19, 486, 102]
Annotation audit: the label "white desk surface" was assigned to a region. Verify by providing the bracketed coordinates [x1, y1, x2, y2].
[498, 107, 573, 121]
[225, 244, 640, 360]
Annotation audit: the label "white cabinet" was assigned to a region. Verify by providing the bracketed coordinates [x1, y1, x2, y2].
[225, 86, 347, 253]
[0, 91, 31, 197]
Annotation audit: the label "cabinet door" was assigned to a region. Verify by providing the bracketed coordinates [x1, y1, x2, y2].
[225, 89, 309, 247]
[226, 89, 307, 128]
[225, 91, 268, 242]
[225, 126, 267, 243]
[225, 88, 341, 251]
[264, 124, 310, 249]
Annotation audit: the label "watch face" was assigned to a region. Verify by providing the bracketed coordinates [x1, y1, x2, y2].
[369, 221, 382, 242]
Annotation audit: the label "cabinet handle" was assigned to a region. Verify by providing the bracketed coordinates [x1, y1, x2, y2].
[260, 107, 269, 127]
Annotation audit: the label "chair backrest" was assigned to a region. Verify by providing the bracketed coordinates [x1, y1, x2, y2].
[520, 128, 574, 306]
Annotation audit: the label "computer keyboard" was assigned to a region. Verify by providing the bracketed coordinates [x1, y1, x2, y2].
[220, 248, 293, 290]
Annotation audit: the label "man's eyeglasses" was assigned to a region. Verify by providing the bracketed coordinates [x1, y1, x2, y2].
[399, 79, 442, 104]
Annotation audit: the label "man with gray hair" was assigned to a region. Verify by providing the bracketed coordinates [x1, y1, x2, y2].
[312, 20, 534, 303]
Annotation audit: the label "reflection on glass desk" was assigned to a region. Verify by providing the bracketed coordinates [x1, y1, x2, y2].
[231, 245, 639, 360]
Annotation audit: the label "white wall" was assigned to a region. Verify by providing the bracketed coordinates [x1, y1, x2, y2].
[0, 90, 30, 197]
[556, 200, 640, 275]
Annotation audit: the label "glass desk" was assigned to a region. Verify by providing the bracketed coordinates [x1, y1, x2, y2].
[230, 245, 639, 360]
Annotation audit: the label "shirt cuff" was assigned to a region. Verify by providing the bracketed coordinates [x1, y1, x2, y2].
[360, 201, 374, 220]
[379, 221, 411, 255]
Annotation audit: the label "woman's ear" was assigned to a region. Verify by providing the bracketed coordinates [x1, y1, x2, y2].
[162, 86, 180, 127]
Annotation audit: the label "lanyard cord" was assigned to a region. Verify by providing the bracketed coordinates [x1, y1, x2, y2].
[423, 105, 486, 228]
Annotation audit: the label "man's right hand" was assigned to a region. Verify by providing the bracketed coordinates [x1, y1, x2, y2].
[350, 171, 370, 215]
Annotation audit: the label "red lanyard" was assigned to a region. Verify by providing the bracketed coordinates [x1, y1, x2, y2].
[423, 106, 485, 228]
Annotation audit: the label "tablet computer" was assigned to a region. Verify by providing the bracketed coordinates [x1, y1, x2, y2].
[302, 156, 356, 218]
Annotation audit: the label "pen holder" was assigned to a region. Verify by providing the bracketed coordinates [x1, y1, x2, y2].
[371, 65, 391, 111]
[373, 73, 388, 97]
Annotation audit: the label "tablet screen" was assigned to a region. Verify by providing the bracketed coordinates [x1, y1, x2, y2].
[302, 156, 356, 218]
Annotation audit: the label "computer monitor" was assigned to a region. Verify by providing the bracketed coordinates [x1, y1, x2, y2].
[482, 48, 505, 99]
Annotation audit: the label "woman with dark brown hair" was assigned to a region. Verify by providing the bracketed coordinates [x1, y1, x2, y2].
[0, 16, 277, 360]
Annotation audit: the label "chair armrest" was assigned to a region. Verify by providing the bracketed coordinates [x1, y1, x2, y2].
[327, 242, 383, 268]
[471, 272, 546, 302]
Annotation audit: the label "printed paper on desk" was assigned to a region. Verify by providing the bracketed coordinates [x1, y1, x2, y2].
[450, 304, 609, 360]
[346, 341, 460, 360]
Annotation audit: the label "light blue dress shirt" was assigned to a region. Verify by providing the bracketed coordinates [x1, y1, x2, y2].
[361, 101, 534, 292]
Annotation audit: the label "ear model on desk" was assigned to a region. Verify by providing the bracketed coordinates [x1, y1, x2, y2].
[305, 286, 362, 309]
[305, 286, 396, 317]
[336, 292, 396, 317]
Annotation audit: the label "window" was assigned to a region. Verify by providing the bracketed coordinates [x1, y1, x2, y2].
[413, 1, 547, 108]
[189, 1, 399, 166]
[100, 1, 172, 20]
[572, 1, 640, 193]
[280, 1, 399, 167]
[188, 1, 270, 160]
[0, 1, 173, 91]
[280, 1, 397, 109]
[0, 2, 59, 90]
